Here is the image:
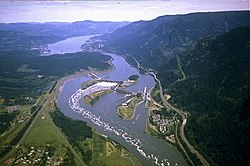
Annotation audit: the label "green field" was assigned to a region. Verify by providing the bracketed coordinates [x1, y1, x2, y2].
[117, 95, 143, 119]
[83, 89, 112, 106]
[49, 107, 139, 166]
[16, 64, 40, 73]
[150, 85, 162, 103]
[90, 133, 139, 166]
[23, 109, 65, 147]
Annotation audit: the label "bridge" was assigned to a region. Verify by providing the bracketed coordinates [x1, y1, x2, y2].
[112, 86, 148, 98]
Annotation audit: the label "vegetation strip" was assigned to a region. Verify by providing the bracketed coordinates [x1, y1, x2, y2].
[132, 56, 209, 165]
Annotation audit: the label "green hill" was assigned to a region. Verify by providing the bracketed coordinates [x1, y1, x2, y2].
[166, 26, 250, 165]
[96, 11, 250, 165]
[97, 11, 250, 69]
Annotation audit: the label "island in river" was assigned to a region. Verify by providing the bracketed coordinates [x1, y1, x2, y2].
[0, 35, 141, 166]
[56, 35, 188, 166]
[117, 94, 144, 120]
[0, 34, 188, 166]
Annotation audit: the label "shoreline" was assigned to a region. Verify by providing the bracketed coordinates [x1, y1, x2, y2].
[55, 50, 187, 165]
[57, 59, 114, 96]
[116, 98, 144, 120]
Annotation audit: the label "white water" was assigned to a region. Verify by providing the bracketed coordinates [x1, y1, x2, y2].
[68, 83, 170, 166]
[54, 35, 188, 166]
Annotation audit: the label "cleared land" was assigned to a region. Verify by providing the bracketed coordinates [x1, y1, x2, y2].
[83, 90, 112, 106]
[117, 95, 143, 120]
[0, 72, 139, 166]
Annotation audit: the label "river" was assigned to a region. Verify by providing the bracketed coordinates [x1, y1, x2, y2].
[47, 35, 188, 166]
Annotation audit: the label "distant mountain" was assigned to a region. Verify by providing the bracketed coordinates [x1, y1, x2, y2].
[0, 21, 129, 51]
[96, 11, 250, 68]
[162, 26, 250, 165]
[0, 31, 63, 51]
[0, 21, 129, 38]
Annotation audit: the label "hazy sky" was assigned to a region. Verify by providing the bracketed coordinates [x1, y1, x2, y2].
[0, 0, 249, 23]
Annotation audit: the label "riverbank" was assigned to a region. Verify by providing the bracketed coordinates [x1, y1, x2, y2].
[54, 35, 188, 166]
[2, 56, 140, 166]
[120, 51, 209, 165]
[83, 89, 113, 106]
[57, 61, 114, 97]
[117, 96, 144, 120]
[52, 57, 142, 166]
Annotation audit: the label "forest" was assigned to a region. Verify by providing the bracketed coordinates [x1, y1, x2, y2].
[0, 30, 111, 106]
[50, 109, 93, 164]
[164, 26, 250, 165]
[0, 112, 19, 134]
[97, 11, 250, 165]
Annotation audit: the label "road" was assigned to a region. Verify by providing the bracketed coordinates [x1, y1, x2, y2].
[16, 93, 50, 148]
[121, 149, 138, 166]
[132, 56, 209, 166]
[49, 80, 87, 166]
[0, 93, 49, 163]
[1, 79, 87, 166]
[154, 69, 209, 166]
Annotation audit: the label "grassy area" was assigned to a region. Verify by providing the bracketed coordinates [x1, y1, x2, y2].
[15, 107, 80, 165]
[145, 100, 151, 109]
[23, 109, 65, 147]
[0, 106, 8, 113]
[118, 106, 134, 119]
[2, 104, 84, 165]
[95, 150, 133, 166]
[81, 80, 98, 89]
[0, 104, 34, 157]
[90, 132, 139, 166]
[117, 95, 143, 119]
[150, 85, 162, 103]
[16, 64, 39, 73]
[83, 90, 112, 106]
[146, 120, 160, 137]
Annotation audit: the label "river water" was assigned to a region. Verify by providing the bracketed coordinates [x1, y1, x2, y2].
[48, 35, 187, 166]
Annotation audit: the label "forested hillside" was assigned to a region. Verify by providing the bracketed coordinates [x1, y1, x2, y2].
[0, 20, 131, 106]
[97, 11, 249, 69]
[164, 26, 250, 165]
[95, 11, 250, 165]
[0, 22, 116, 106]
[0, 21, 129, 39]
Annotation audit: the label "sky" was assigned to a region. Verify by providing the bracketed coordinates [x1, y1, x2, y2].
[0, 0, 249, 23]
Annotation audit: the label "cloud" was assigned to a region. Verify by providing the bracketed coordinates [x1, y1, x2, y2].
[0, 0, 249, 23]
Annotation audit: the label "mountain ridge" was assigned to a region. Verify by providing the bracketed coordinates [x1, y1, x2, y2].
[0, 21, 130, 38]
[92, 11, 250, 165]
[166, 25, 250, 165]
[96, 11, 250, 69]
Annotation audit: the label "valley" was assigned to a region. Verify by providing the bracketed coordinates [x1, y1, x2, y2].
[0, 9, 249, 166]
[92, 11, 250, 165]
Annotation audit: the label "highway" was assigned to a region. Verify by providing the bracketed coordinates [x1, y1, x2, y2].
[133, 56, 209, 166]
[1, 79, 87, 166]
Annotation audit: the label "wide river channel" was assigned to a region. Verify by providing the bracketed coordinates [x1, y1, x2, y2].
[46, 35, 188, 166]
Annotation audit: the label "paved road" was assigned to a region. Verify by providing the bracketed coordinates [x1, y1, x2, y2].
[17, 94, 50, 147]
[1, 80, 87, 166]
[50, 80, 87, 166]
[156, 73, 209, 166]
[133, 56, 209, 166]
